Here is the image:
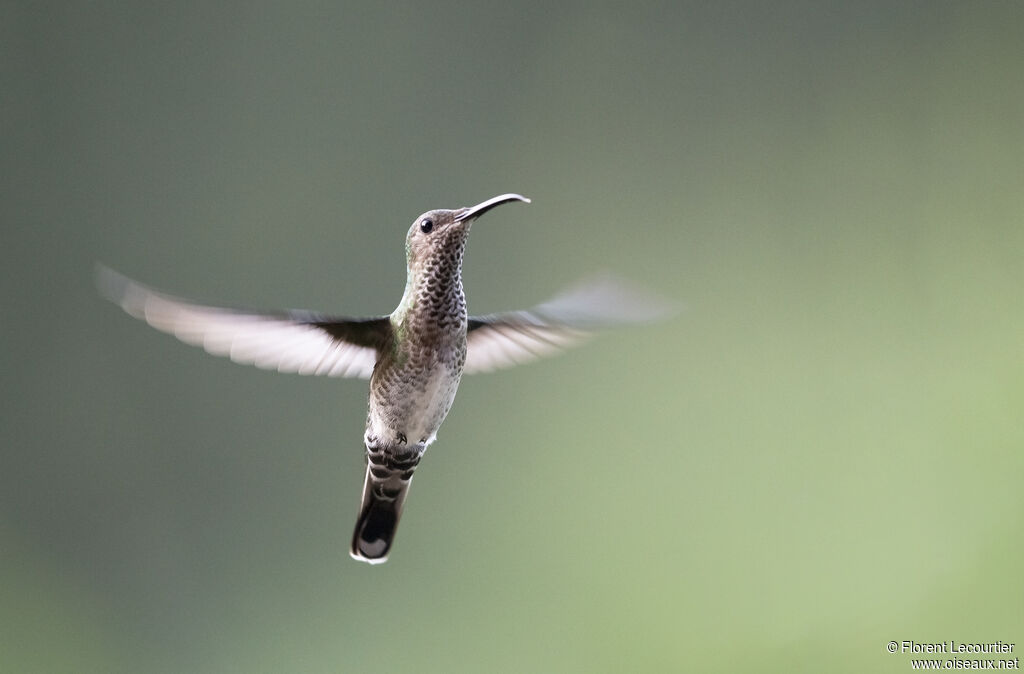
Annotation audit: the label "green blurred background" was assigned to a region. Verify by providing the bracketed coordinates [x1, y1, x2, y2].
[3, 2, 1023, 672]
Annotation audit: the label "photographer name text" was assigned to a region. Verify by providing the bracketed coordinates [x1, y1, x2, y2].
[901, 642, 1015, 655]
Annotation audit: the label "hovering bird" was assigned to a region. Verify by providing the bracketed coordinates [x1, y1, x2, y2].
[99, 194, 669, 564]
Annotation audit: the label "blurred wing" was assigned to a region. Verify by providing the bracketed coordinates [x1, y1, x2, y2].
[97, 265, 389, 378]
[464, 274, 676, 374]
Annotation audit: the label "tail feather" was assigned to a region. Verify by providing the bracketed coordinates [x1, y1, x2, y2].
[350, 448, 420, 564]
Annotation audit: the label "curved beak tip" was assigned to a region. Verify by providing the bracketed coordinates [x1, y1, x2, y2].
[457, 193, 532, 222]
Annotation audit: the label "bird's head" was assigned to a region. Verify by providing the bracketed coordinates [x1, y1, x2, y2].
[404, 194, 530, 272]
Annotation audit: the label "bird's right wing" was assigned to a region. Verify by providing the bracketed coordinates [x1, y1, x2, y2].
[97, 265, 391, 378]
[464, 274, 676, 374]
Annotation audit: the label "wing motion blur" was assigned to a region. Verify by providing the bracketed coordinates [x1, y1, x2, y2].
[464, 274, 675, 374]
[97, 265, 389, 379]
[99, 267, 674, 378]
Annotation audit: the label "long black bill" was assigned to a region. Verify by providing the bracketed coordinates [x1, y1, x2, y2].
[455, 193, 530, 222]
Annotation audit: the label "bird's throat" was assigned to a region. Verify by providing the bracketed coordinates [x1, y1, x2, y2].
[394, 250, 468, 338]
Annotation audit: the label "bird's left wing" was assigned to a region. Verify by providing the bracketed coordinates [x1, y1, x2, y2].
[464, 274, 675, 374]
[97, 265, 390, 378]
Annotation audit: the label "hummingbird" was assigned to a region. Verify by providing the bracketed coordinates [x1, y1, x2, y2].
[99, 194, 669, 564]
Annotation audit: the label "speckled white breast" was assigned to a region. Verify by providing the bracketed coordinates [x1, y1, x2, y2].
[365, 356, 463, 448]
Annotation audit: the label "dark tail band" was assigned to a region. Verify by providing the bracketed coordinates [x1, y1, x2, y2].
[350, 448, 421, 564]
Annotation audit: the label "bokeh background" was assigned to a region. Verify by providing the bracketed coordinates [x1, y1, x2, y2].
[3, 2, 1023, 672]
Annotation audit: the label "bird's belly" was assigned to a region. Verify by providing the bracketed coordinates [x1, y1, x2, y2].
[366, 361, 462, 448]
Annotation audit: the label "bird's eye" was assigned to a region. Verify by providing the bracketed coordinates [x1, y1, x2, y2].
[420, 219, 434, 233]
